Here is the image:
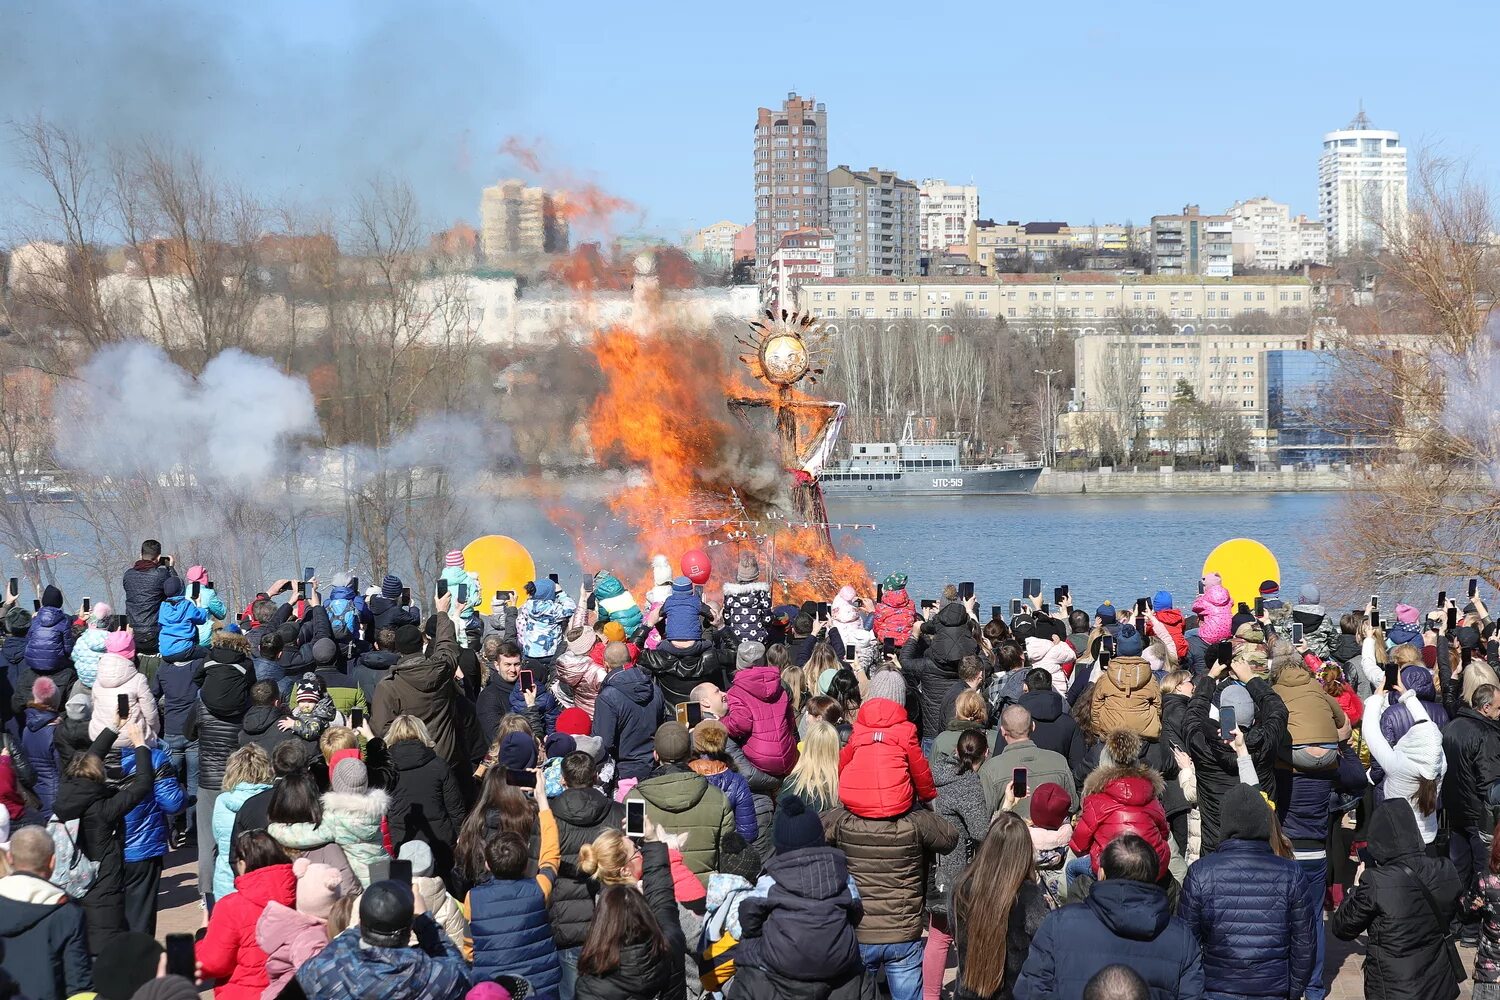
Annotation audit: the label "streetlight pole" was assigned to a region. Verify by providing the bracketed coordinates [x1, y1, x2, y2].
[1035, 368, 1062, 467]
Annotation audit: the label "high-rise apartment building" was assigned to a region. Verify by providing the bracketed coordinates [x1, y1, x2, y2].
[1227, 196, 1328, 270]
[480, 180, 568, 259]
[754, 93, 828, 278]
[688, 221, 745, 265]
[828, 166, 920, 277]
[1318, 110, 1407, 257]
[917, 180, 980, 253]
[1151, 205, 1233, 277]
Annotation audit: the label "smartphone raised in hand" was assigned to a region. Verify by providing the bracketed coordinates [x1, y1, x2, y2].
[400, 587, 411, 607]
[626, 799, 646, 839]
[296, 581, 307, 600]
[1292, 622, 1305, 644]
[1022, 578, 1041, 600]
[1011, 767, 1028, 799]
[190, 581, 201, 601]
[519, 669, 534, 692]
[883, 636, 896, 655]
[1010, 598, 1023, 616]
[456, 583, 469, 606]
[1471, 578, 1480, 599]
[1054, 587, 1066, 606]
[350, 708, 363, 730]
[1449, 606, 1460, 632]
[435, 579, 448, 600]
[958, 581, 974, 601]
[117, 694, 130, 719]
[165, 932, 197, 980]
[303, 567, 316, 583]
[549, 573, 560, 585]
[1220, 706, 1237, 742]
[1438, 590, 1448, 609]
[82, 597, 91, 614]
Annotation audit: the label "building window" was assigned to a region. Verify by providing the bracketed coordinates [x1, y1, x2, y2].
[1146, 292, 1156, 301]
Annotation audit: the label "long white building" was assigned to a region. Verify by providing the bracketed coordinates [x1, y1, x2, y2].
[1318, 110, 1407, 257]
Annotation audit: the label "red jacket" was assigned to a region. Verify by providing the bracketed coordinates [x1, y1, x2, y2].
[197, 862, 297, 1000]
[837, 698, 935, 819]
[872, 590, 917, 648]
[1069, 768, 1170, 881]
[722, 666, 799, 778]
[1149, 609, 1189, 661]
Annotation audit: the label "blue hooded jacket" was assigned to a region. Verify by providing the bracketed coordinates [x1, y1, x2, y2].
[19, 705, 60, 820]
[157, 595, 208, 659]
[22, 606, 73, 675]
[119, 745, 185, 862]
[593, 667, 663, 783]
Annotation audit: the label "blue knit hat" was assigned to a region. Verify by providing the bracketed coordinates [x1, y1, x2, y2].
[1152, 590, 1174, 612]
[1115, 623, 1144, 657]
[1096, 602, 1117, 624]
[381, 574, 402, 600]
[671, 575, 693, 595]
[773, 793, 825, 853]
[532, 578, 557, 602]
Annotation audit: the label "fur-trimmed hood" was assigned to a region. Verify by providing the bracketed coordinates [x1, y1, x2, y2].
[1082, 759, 1165, 800]
[321, 788, 390, 822]
[721, 581, 769, 597]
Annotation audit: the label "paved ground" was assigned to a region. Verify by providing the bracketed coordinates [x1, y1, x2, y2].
[153, 844, 1471, 999]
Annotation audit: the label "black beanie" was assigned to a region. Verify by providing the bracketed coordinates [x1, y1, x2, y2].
[394, 623, 424, 655]
[40, 584, 62, 609]
[773, 793, 825, 853]
[1220, 782, 1272, 842]
[360, 880, 415, 947]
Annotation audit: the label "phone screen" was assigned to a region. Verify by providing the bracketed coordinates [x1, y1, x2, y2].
[190, 581, 201, 601]
[1136, 598, 1148, 614]
[1010, 598, 1022, 616]
[519, 669, 534, 692]
[1385, 662, 1400, 689]
[685, 703, 703, 727]
[456, 583, 469, 605]
[296, 581, 307, 600]
[883, 637, 896, 655]
[495, 590, 505, 604]
[1292, 622, 1304, 643]
[1464, 646, 1475, 666]
[1053, 587, 1065, 606]
[675, 702, 689, 726]
[818, 601, 831, 621]
[82, 597, 91, 613]
[389, 859, 412, 885]
[1370, 594, 1379, 610]
[165, 933, 196, 979]
[626, 800, 646, 838]
[32, 599, 40, 612]
[1098, 650, 1111, 669]
[1368, 610, 1380, 628]
[435, 579, 448, 599]
[844, 643, 856, 661]
[958, 581, 974, 600]
[117, 694, 130, 719]
[112, 614, 129, 632]
[1254, 596, 1264, 615]
[505, 769, 534, 788]
[1011, 767, 1028, 798]
[1220, 706, 1236, 741]
[304, 567, 315, 583]
[350, 708, 363, 730]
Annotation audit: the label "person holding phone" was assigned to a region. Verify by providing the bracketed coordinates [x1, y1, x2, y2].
[573, 824, 687, 1000]
[183, 565, 229, 646]
[383, 715, 468, 884]
[18, 584, 79, 710]
[121, 538, 180, 656]
[0, 826, 93, 1000]
[898, 593, 980, 748]
[369, 590, 467, 772]
[87, 648, 160, 750]
[68, 600, 114, 691]
[155, 575, 210, 663]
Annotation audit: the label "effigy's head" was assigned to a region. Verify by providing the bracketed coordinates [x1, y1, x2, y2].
[737, 309, 830, 389]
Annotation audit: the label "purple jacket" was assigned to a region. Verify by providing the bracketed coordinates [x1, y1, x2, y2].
[722, 666, 798, 778]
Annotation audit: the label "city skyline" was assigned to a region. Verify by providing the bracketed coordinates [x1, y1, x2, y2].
[2, 1, 1498, 243]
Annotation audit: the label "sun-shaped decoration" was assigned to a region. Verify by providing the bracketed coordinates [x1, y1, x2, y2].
[735, 308, 834, 388]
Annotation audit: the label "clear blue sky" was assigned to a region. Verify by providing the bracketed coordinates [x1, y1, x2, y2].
[2, 0, 1497, 242]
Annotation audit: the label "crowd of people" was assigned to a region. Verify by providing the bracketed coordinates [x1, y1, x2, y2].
[0, 540, 1497, 1000]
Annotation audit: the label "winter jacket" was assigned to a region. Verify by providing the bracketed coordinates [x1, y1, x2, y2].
[637, 637, 724, 707]
[823, 804, 958, 944]
[573, 840, 685, 1000]
[1363, 690, 1446, 844]
[687, 757, 758, 842]
[980, 739, 1078, 821]
[1090, 655, 1162, 740]
[594, 573, 644, 635]
[0, 872, 91, 1000]
[930, 755, 991, 915]
[553, 650, 608, 719]
[1070, 763, 1170, 880]
[1378, 665, 1451, 744]
[122, 559, 176, 654]
[594, 667, 664, 783]
[739, 845, 863, 981]
[313, 788, 391, 886]
[198, 705, 247, 793]
[296, 917, 469, 1000]
[929, 717, 997, 764]
[350, 648, 399, 706]
[633, 766, 734, 884]
[1274, 664, 1346, 746]
[1014, 878, 1204, 1000]
[1024, 636, 1077, 698]
[22, 606, 74, 677]
[722, 580, 771, 646]
[873, 589, 918, 648]
[1191, 584, 1233, 646]
[1442, 702, 1500, 832]
[838, 698, 936, 819]
[157, 595, 208, 659]
[900, 603, 976, 741]
[385, 740, 466, 877]
[70, 626, 108, 688]
[412, 873, 467, 947]
[1178, 839, 1315, 999]
[1160, 692, 1192, 752]
[517, 591, 578, 659]
[1148, 608, 1189, 661]
[467, 867, 561, 994]
[237, 705, 293, 756]
[85, 653, 159, 749]
[722, 665, 798, 777]
[1183, 676, 1288, 853]
[1019, 688, 1086, 770]
[369, 612, 465, 768]
[197, 862, 298, 1000]
[214, 781, 273, 899]
[19, 707, 60, 820]
[150, 657, 201, 738]
[1332, 799, 1464, 1000]
[120, 745, 184, 862]
[549, 786, 625, 949]
[256, 900, 329, 1000]
[950, 880, 1050, 1000]
[263, 823, 359, 896]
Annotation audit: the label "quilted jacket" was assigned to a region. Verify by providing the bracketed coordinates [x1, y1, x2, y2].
[838, 698, 935, 819]
[722, 665, 798, 777]
[1069, 762, 1170, 881]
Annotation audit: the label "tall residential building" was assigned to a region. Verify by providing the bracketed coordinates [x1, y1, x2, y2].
[480, 180, 568, 259]
[1319, 110, 1407, 257]
[754, 93, 828, 277]
[828, 166, 920, 277]
[917, 179, 980, 252]
[1151, 205, 1233, 277]
[1227, 197, 1328, 270]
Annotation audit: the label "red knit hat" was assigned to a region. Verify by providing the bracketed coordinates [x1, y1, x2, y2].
[556, 707, 592, 737]
[1030, 782, 1071, 831]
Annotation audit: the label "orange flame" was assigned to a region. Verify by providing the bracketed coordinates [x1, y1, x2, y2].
[499, 135, 638, 238]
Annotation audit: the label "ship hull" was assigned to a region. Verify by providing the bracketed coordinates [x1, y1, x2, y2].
[819, 466, 1042, 497]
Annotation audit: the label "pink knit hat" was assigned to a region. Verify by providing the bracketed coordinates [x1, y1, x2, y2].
[293, 858, 345, 918]
[444, 550, 464, 567]
[186, 565, 209, 585]
[105, 629, 136, 659]
[466, 984, 511, 1000]
[1396, 603, 1419, 625]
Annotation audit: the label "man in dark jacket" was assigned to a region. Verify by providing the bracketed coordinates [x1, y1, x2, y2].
[151, 644, 202, 843]
[121, 539, 177, 656]
[1178, 784, 1315, 1000]
[1183, 665, 1288, 853]
[1441, 681, 1500, 942]
[898, 599, 978, 746]
[823, 798, 958, 1000]
[238, 681, 294, 754]
[594, 658, 664, 783]
[193, 633, 252, 903]
[0, 827, 91, 1000]
[1019, 668, 1086, 772]
[636, 631, 724, 708]
[1015, 835, 1204, 1000]
[351, 628, 401, 706]
[1332, 799, 1465, 1000]
[369, 596, 465, 770]
[550, 750, 625, 992]
[475, 635, 521, 746]
[368, 574, 419, 633]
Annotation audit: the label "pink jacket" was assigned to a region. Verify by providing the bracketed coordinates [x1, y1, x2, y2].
[88, 653, 160, 748]
[1191, 581, 1234, 645]
[721, 666, 798, 777]
[255, 900, 329, 1000]
[552, 651, 607, 718]
[1025, 637, 1077, 696]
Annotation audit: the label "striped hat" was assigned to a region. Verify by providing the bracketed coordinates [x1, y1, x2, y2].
[381, 574, 403, 599]
[444, 550, 464, 567]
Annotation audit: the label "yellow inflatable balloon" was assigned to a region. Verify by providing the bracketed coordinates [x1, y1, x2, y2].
[1202, 538, 1281, 609]
[462, 535, 537, 610]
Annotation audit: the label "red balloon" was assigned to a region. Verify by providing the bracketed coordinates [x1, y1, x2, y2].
[681, 548, 711, 585]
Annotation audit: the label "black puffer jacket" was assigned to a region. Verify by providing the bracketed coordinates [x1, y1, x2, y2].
[1441, 704, 1500, 832]
[1018, 688, 1085, 772]
[1184, 675, 1288, 852]
[636, 637, 724, 707]
[550, 786, 625, 948]
[385, 740, 467, 879]
[898, 602, 976, 743]
[1332, 799, 1464, 1000]
[574, 841, 684, 1000]
[121, 559, 177, 655]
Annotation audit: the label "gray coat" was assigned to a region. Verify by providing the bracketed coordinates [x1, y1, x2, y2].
[930, 756, 991, 916]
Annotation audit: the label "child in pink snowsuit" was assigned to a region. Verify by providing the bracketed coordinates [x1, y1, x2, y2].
[1191, 573, 1234, 645]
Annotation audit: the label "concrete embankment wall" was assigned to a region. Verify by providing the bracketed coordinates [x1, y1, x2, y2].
[1034, 466, 1364, 494]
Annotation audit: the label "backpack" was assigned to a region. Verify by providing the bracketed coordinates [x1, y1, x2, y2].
[46, 817, 99, 899]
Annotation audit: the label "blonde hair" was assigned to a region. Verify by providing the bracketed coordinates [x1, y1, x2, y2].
[1159, 669, 1193, 696]
[577, 829, 634, 886]
[954, 689, 988, 724]
[785, 720, 840, 809]
[384, 715, 434, 748]
[1391, 644, 1423, 668]
[781, 665, 809, 715]
[223, 744, 272, 791]
[326, 890, 361, 939]
[320, 726, 359, 762]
